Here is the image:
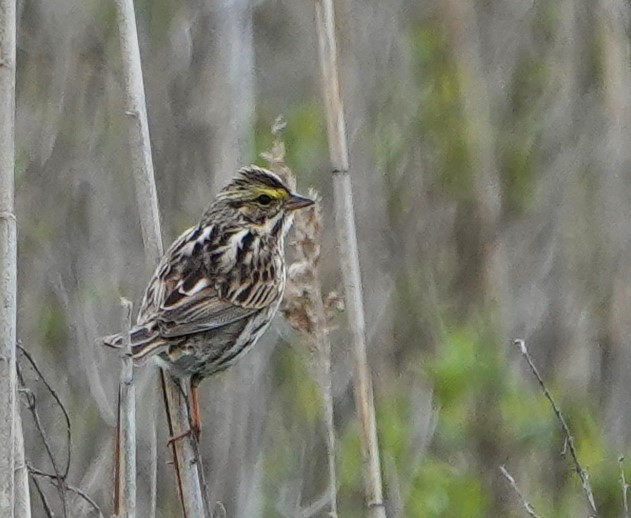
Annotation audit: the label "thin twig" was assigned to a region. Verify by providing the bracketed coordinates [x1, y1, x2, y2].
[18, 384, 67, 516]
[17, 343, 72, 478]
[499, 465, 542, 518]
[29, 466, 105, 518]
[513, 339, 598, 516]
[16, 343, 101, 517]
[318, 344, 338, 518]
[16, 353, 69, 517]
[30, 473, 55, 518]
[620, 456, 629, 516]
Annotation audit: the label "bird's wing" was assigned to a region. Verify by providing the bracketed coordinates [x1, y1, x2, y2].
[138, 224, 271, 339]
[155, 264, 261, 338]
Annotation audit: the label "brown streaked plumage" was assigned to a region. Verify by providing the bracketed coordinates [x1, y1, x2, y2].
[104, 165, 314, 436]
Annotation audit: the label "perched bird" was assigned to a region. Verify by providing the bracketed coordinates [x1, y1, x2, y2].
[104, 165, 314, 437]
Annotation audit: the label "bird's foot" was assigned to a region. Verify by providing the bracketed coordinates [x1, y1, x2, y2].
[167, 425, 201, 446]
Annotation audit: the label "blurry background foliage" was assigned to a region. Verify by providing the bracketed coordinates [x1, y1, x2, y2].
[13, 0, 631, 516]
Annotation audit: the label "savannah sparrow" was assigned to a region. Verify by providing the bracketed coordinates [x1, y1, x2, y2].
[104, 165, 314, 434]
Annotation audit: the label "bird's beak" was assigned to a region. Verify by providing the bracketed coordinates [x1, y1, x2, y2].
[286, 193, 315, 211]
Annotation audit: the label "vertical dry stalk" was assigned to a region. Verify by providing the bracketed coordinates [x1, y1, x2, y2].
[114, 299, 136, 518]
[113, 0, 206, 515]
[14, 413, 31, 518]
[0, 0, 30, 515]
[266, 124, 339, 517]
[283, 201, 338, 518]
[113, 0, 162, 268]
[313, 1, 386, 516]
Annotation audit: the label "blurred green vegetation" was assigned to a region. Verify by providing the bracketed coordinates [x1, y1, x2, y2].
[290, 9, 631, 518]
[255, 102, 328, 187]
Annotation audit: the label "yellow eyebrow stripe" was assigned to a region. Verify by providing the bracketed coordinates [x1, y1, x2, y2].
[253, 186, 289, 199]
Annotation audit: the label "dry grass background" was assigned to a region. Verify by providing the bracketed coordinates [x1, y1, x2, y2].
[12, 0, 631, 516]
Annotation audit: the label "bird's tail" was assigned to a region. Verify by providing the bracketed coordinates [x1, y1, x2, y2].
[102, 322, 169, 363]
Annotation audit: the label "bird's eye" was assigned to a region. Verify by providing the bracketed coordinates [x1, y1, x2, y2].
[256, 194, 272, 205]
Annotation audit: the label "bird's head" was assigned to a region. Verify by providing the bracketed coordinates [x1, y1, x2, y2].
[216, 166, 314, 233]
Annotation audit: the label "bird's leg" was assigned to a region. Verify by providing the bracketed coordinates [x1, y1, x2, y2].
[189, 379, 202, 441]
[166, 376, 202, 445]
[167, 428, 192, 445]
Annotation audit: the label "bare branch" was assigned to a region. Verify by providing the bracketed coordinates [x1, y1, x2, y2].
[513, 339, 598, 516]
[17, 343, 72, 479]
[17, 350, 69, 516]
[30, 475, 55, 518]
[28, 466, 104, 518]
[499, 465, 542, 518]
[19, 386, 66, 516]
[17, 343, 104, 517]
